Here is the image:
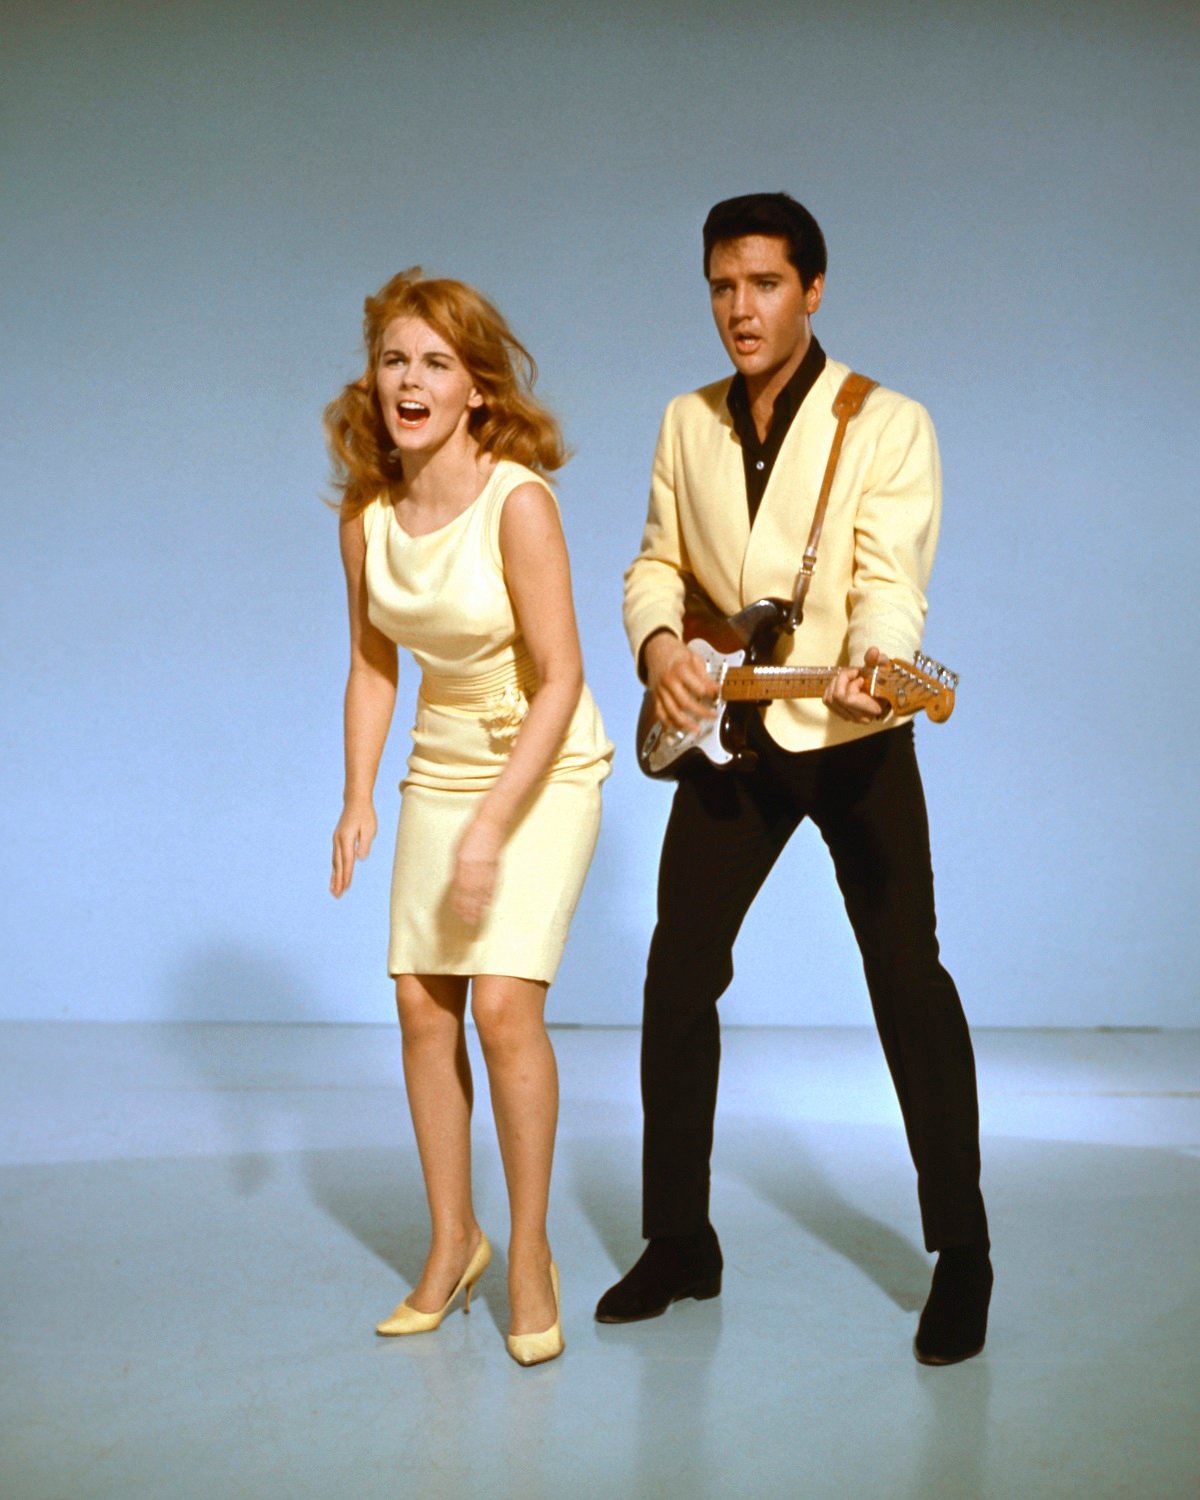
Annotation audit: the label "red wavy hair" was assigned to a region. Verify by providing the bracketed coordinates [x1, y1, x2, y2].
[325, 269, 567, 515]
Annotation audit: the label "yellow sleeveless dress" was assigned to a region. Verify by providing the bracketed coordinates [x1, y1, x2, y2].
[362, 460, 613, 982]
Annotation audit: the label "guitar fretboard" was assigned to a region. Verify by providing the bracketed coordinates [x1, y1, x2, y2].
[721, 666, 837, 702]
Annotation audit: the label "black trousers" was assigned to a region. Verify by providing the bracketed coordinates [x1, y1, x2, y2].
[641, 717, 988, 1252]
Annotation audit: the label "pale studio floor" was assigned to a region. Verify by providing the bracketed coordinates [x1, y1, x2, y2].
[2, 1023, 1198, 1500]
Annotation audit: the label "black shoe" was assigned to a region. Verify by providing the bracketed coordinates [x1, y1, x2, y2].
[914, 1243, 993, 1365]
[595, 1225, 723, 1323]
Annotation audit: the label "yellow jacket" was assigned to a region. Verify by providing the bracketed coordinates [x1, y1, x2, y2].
[623, 356, 942, 752]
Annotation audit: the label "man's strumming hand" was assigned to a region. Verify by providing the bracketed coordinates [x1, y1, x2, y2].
[644, 631, 719, 733]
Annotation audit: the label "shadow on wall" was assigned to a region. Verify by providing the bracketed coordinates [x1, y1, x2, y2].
[161, 944, 417, 1265]
[166, 941, 330, 1025]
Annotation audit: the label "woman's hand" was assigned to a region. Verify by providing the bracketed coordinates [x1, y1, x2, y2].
[331, 800, 378, 897]
[452, 814, 503, 925]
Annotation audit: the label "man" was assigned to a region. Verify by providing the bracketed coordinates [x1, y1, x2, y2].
[596, 193, 992, 1365]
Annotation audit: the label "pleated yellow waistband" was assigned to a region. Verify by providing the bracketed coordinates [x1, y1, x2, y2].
[419, 650, 539, 709]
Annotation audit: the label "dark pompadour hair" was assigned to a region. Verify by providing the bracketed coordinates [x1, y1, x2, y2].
[702, 192, 827, 287]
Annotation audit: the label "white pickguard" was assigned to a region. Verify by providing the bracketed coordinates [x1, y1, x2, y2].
[639, 639, 746, 774]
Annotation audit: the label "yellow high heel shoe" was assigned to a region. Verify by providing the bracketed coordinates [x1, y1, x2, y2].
[376, 1233, 492, 1336]
[506, 1261, 564, 1367]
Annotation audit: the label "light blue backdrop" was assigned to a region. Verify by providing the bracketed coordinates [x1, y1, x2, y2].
[3, 0, 1197, 1026]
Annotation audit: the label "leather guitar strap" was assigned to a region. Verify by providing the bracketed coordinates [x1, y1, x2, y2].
[784, 371, 878, 633]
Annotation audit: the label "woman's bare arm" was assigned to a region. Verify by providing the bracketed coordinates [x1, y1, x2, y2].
[330, 511, 398, 897]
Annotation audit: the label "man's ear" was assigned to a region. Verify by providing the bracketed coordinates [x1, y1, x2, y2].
[804, 274, 825, 315]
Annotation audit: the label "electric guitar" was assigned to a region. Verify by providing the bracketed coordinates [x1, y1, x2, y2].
[636, 597, 958, 780]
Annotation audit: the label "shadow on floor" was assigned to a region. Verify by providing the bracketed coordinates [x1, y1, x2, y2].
[300, 1146, 514, 1338]
[563, 1130, 645, 1275]
[564, 1113, 930, 1312]
[301, 1145, 421, 1280]
[723, 1118, 931, 1312]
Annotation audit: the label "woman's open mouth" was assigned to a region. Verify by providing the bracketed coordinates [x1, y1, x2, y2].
[396, 401, 430, 428]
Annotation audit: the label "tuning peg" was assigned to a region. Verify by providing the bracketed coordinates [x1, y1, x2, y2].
[912, 652, 958, 690]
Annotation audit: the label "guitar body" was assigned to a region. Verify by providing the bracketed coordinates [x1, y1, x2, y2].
[636, 598, 789, 780]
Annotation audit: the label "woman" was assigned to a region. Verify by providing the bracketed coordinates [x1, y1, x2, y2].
[326, 270, 611, 1366]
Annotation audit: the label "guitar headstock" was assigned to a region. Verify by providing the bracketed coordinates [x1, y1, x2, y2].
[872, 654, 959, 722]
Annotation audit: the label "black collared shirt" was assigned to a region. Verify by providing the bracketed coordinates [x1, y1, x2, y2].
[726, 336, 827, 524]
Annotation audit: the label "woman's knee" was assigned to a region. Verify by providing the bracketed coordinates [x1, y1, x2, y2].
[471, 982, 544, 1060]
[395, 976, 461, 1045]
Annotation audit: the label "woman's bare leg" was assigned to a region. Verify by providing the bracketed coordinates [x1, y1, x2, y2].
[471, 974, 559, 1336]
[395, 972, 482, 1311]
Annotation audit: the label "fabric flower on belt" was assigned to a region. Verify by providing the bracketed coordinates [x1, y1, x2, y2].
[481, 684, 530, 745]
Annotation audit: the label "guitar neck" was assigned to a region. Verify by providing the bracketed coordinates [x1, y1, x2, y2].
[721, 666, 836, 702]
